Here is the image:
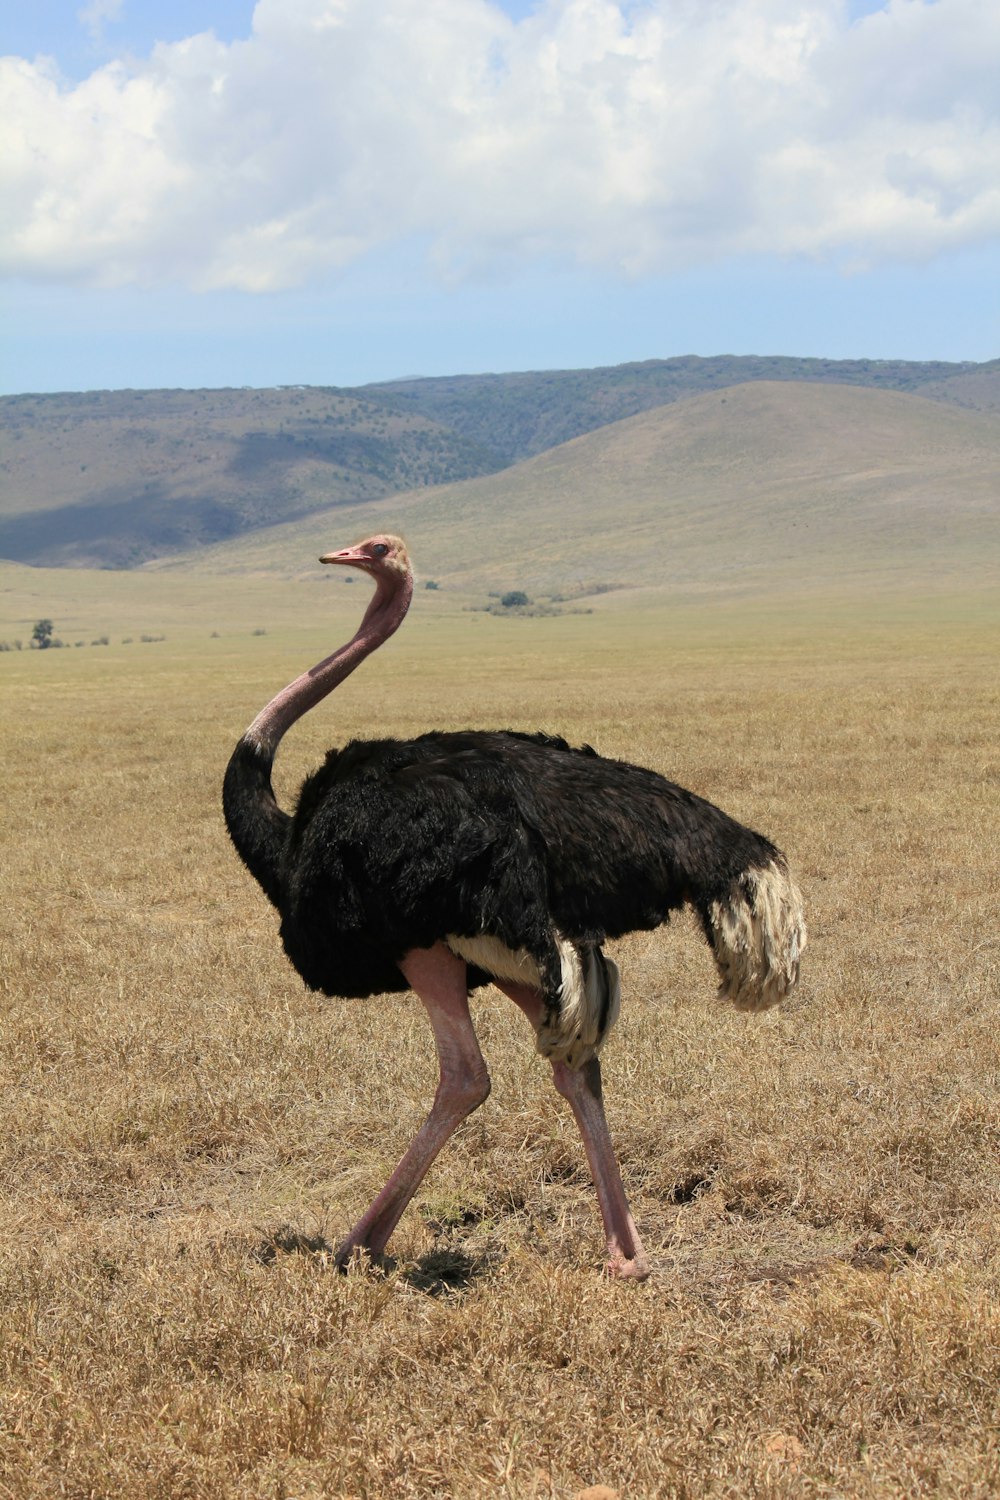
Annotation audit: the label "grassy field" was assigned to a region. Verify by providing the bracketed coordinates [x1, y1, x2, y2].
[1, 584, 998, 1498]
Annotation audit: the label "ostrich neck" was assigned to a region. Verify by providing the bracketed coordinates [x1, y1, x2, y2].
[223, 565, 413, 909]
[245, 568, 413, 760]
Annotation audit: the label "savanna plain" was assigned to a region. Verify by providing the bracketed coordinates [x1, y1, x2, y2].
[1, 580, 998, 1499]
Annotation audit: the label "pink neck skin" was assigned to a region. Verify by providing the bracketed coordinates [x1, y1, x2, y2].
[244, 564, 414, 759]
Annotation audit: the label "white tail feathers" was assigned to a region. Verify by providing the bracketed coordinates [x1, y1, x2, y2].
[536, 939, 622, 1068]
[709, 858, 806, 1013]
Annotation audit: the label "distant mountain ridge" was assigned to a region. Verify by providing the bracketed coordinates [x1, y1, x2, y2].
[363, 354, 1000, 465]
[1, 354, 998, 568]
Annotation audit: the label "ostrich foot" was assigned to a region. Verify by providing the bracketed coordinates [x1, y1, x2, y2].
[332, 1240, 376, 1273]
[607, 1244, 652, 1282]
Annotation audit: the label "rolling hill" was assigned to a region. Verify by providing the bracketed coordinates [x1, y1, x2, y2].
[0, 386, 499, 568]
[1, 355, 997, 570]
[153, 382, 1000, 602]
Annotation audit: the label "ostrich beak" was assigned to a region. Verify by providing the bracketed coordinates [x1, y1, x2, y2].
[319, 546, 368, 568]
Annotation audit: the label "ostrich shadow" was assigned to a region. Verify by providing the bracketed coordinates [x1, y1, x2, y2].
[251, 1225, 495, 1295]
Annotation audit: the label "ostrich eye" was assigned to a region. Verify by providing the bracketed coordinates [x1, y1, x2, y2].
[372, 543, 389, 558]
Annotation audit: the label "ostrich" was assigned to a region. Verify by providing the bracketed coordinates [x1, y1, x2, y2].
[223, 534, 805, 1280]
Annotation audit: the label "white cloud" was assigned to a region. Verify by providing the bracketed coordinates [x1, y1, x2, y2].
[2, 0, 998, 290]
[78, 0, 126, 44]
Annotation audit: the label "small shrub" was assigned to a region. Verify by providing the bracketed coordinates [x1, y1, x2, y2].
[424, 580, 440, 591]
[501, 590, 530, 609]
[122, 637, 133, 644]
[252, 628, 267, 636]
[92, 636, 109, 647]
[210, 631, 220, 638]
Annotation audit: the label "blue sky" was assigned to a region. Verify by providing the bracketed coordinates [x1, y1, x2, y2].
[2, 1, 997, 394]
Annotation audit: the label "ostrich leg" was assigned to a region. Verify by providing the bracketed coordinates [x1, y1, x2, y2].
[498, 980, 651, 1282]
[549, 1055, 651, 1281]
[334, 944, 490, 1268]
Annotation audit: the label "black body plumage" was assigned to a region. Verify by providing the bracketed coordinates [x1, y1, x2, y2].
[224, 727, 780, 1005]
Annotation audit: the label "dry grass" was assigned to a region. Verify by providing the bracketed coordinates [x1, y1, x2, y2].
[1, 594, 998, 1498]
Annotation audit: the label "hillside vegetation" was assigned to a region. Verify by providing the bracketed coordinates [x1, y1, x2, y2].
[365, 352, 1000, 464]
[155, 382, 1000, 603]
[1, 355, 997, 570]
[0, 386, 498, 568]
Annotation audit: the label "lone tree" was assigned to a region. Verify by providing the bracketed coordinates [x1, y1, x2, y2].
[500, 590, 530, 609]
[32, 619, 54, 650]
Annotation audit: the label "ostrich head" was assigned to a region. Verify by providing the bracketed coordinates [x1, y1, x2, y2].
[319, 534, 410, 580]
